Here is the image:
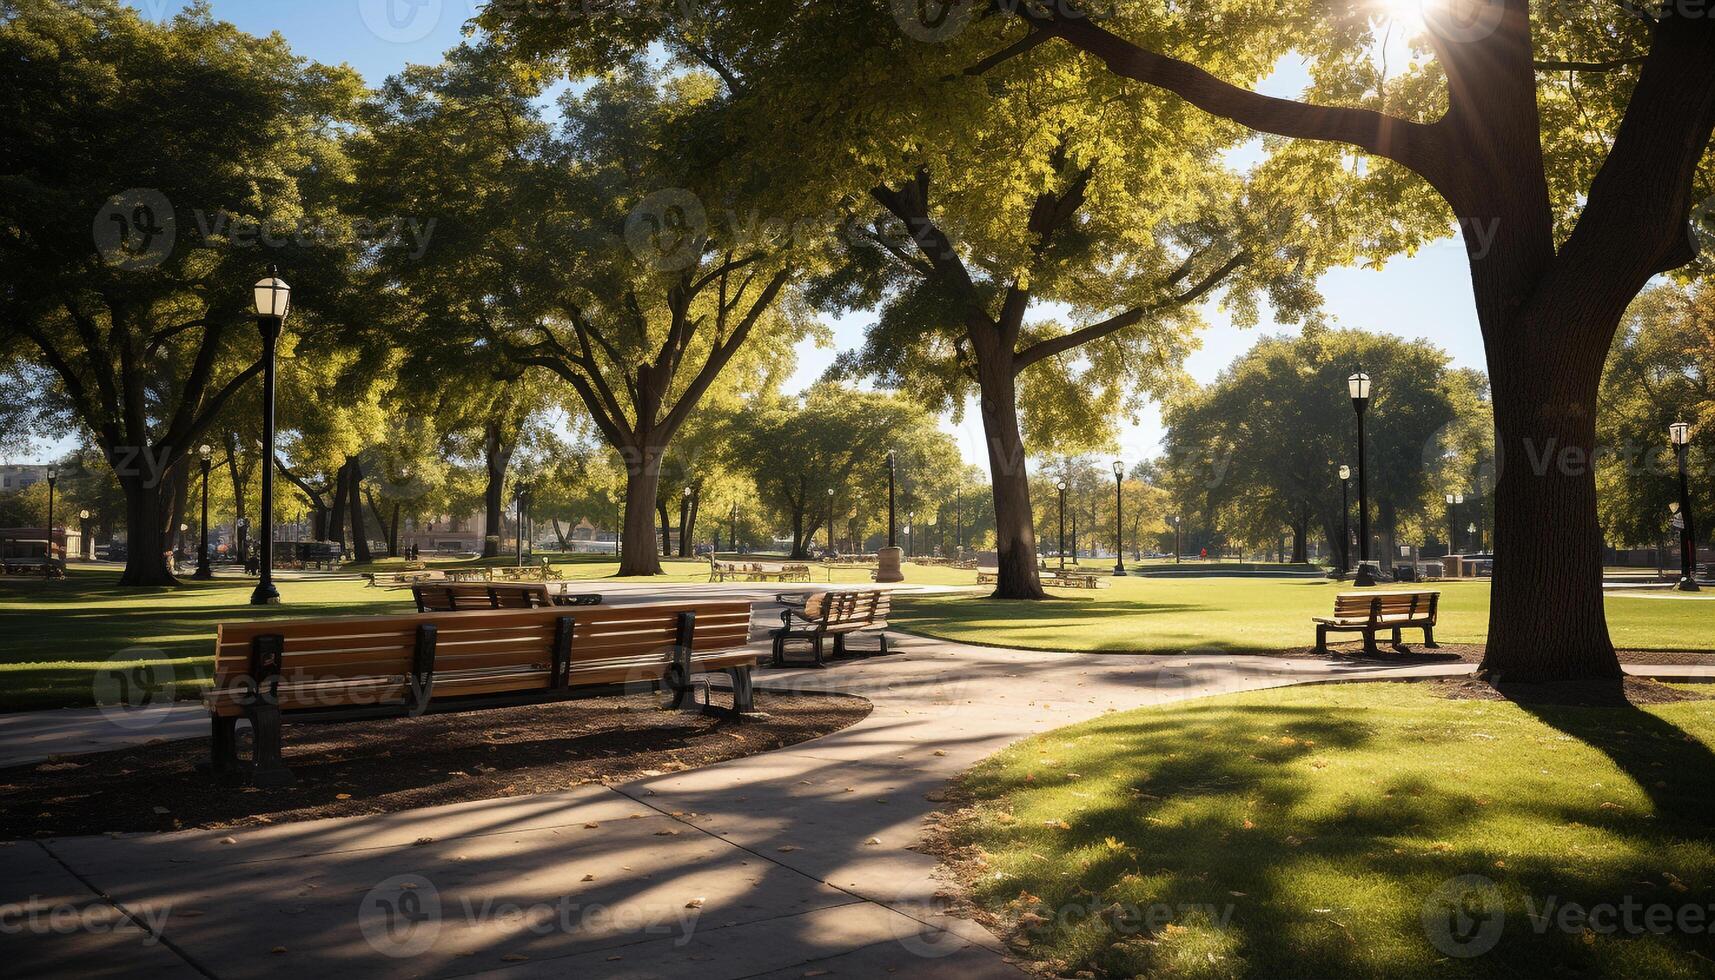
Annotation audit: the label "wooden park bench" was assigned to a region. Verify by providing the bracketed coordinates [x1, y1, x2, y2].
[1044, 569, 1103, 589]
[771, 590, 892, 666]
[364, 568, 445, 589]
[709, 557, 812, 583]
[1, 557, 65, 580]
[202, 599, 759, 785]
[412, 581, 603, 612]
[1313, 590, 1441, 655]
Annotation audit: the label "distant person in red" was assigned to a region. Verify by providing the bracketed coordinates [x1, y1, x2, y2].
[1199, 547, 1208, 560]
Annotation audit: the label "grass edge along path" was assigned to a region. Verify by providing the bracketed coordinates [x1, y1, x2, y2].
[928, 681, 1715, 979]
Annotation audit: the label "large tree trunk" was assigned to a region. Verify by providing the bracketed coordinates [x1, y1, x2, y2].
[1291, 521, 1308, 564]
[346, 458, 372, 562]
[657, 497, 672, 556]
[329, 463, 349, 547]
[976, 347, 1046, 599]
[1479, 342, 1620, 681]
[117, 475, 175, 586]
[483, 420, 512, 559]
[621, 453, 666, 575]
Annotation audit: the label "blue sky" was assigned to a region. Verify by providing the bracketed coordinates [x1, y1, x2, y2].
[87, 0, 1486, 472]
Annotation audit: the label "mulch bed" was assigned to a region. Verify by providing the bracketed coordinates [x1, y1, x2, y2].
[1432, 674, 1712, 708]
[0, 691, 869, 838]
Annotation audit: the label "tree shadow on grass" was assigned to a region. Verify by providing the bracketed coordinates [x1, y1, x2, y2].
[944, 692, 1715, 978]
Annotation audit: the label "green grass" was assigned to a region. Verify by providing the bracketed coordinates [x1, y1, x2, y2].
[942, 682, 1715, 978]
[891, 576, 1715, 654]
[0, 558, 981, 711]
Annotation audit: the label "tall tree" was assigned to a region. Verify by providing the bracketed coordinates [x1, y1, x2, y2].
[986, 2, 1715, 676]
[0, 0, 363, 584]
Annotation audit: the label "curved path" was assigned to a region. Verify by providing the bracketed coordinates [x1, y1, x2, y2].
[7, 596, 1705, 980]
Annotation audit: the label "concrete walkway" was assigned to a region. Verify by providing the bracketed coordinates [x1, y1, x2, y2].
[6, 619, 1710, 979]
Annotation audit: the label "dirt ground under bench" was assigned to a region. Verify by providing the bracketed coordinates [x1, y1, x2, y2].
[1, 690, 870, 837]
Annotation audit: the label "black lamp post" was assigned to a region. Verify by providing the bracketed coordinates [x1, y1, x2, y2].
[730, 502, 739, 555]
[1338, 465, 1352, 577]
[78, 509, 90, 561]
[1056, 480, 1067, 572]
[250, 267, 289, 605]
[1672, 421, 1699, 591]
[45, 467, 57, 560]
[237, 517, 249, 570]
[826, 488, 835, 555]
[886, 450, 898, 548]
[906, 510, 914, 558]
[1112, 459, 1127, 576]
[954, 484, 962, 557]
[1168, 514, 1181, 564]
[514, 487, 525, 566]
[1468, 522, 1478, 556]
[1348, 369, 1376, 587]
[195, 443, 213, 579]
[1444, 491, 1464, 556]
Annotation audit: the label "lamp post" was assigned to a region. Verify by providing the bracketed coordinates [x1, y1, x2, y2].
[1671, 421, 1699, 591]
[237, 517, 249, 571]
[514, 487, 525, 566]
[886, 450, 898, 548]
[1168, 514, 1181, 564]
[178, 524, 188, 565]
[45, 467, 57, 560]
[1444, 491, 1464, 556]
[251, 267, 289, 605]
[826, 488, 835, 556]
[730, 502, 739, 555]
[954, 484, 962, 558]
[1056, 480, 1068, 572]
[1348, 370, 1376, 587]
[906, 510, 914, 558]
[1468, 522, 1478, 556]
[1338, 466, 1352, 577]
[195, 443, 213, 579]
[1112, 460, 1127, 576]
[78, 509, 91, 561]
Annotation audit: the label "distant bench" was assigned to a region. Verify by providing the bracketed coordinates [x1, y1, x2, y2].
[364, 568, 445, 589]
[709, 558, 813, 583]
[975, 569, 1102, 589]
[1313, 590, 1440, 655]
[411, 581, 603, 612]
[770, 590, 892, 666]
[202, 600, 758, 785]
[1, 557, 64, 580]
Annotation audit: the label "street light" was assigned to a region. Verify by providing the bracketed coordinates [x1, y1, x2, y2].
[1468, 522, 1478, 555]
[954, 484, 962, 557]
[251, 266, 290, 605]
[886, 450, 898, 548]
[1168, 514, 1181, 564]
[1348, 369, 1376, 587]
[78, 509, 91, 561]
[1444, 491, 1464, 556]
[1056, 480, 1068, 572]
[1112, 460, 1127, 576]
[44, 466, 57, 561]
[195, 443, 214, 579]
[1338, 465, 1352, 578]
[826, 487, 835, 556]
[1671, 421, 1699, 591]
[730, 501, 739, 555]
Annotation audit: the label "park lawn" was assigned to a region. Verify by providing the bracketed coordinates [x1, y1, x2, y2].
[0, 560, 981, 711]
[891, 575, 1715, 654]
[940, 682, 1715, 979]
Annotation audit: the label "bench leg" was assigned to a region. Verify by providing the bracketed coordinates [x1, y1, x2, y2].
[833, 633, 847, 660]
[727, 667, 757, 715]
[1362, 629, 1380, 657]
[877, 632, 889, 656]
[771, 633, 785, 667]
[1391, 626, 1404, 649]
[1422, 626, 1439, 649]
[245, 702, 295, 788]
[1315, 625, 1328, 655]
[812, 634, 826, 667]
[208, 715, 240, 778]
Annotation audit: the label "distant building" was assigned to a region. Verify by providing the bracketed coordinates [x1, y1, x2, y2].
[0, 464, 52, 493]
